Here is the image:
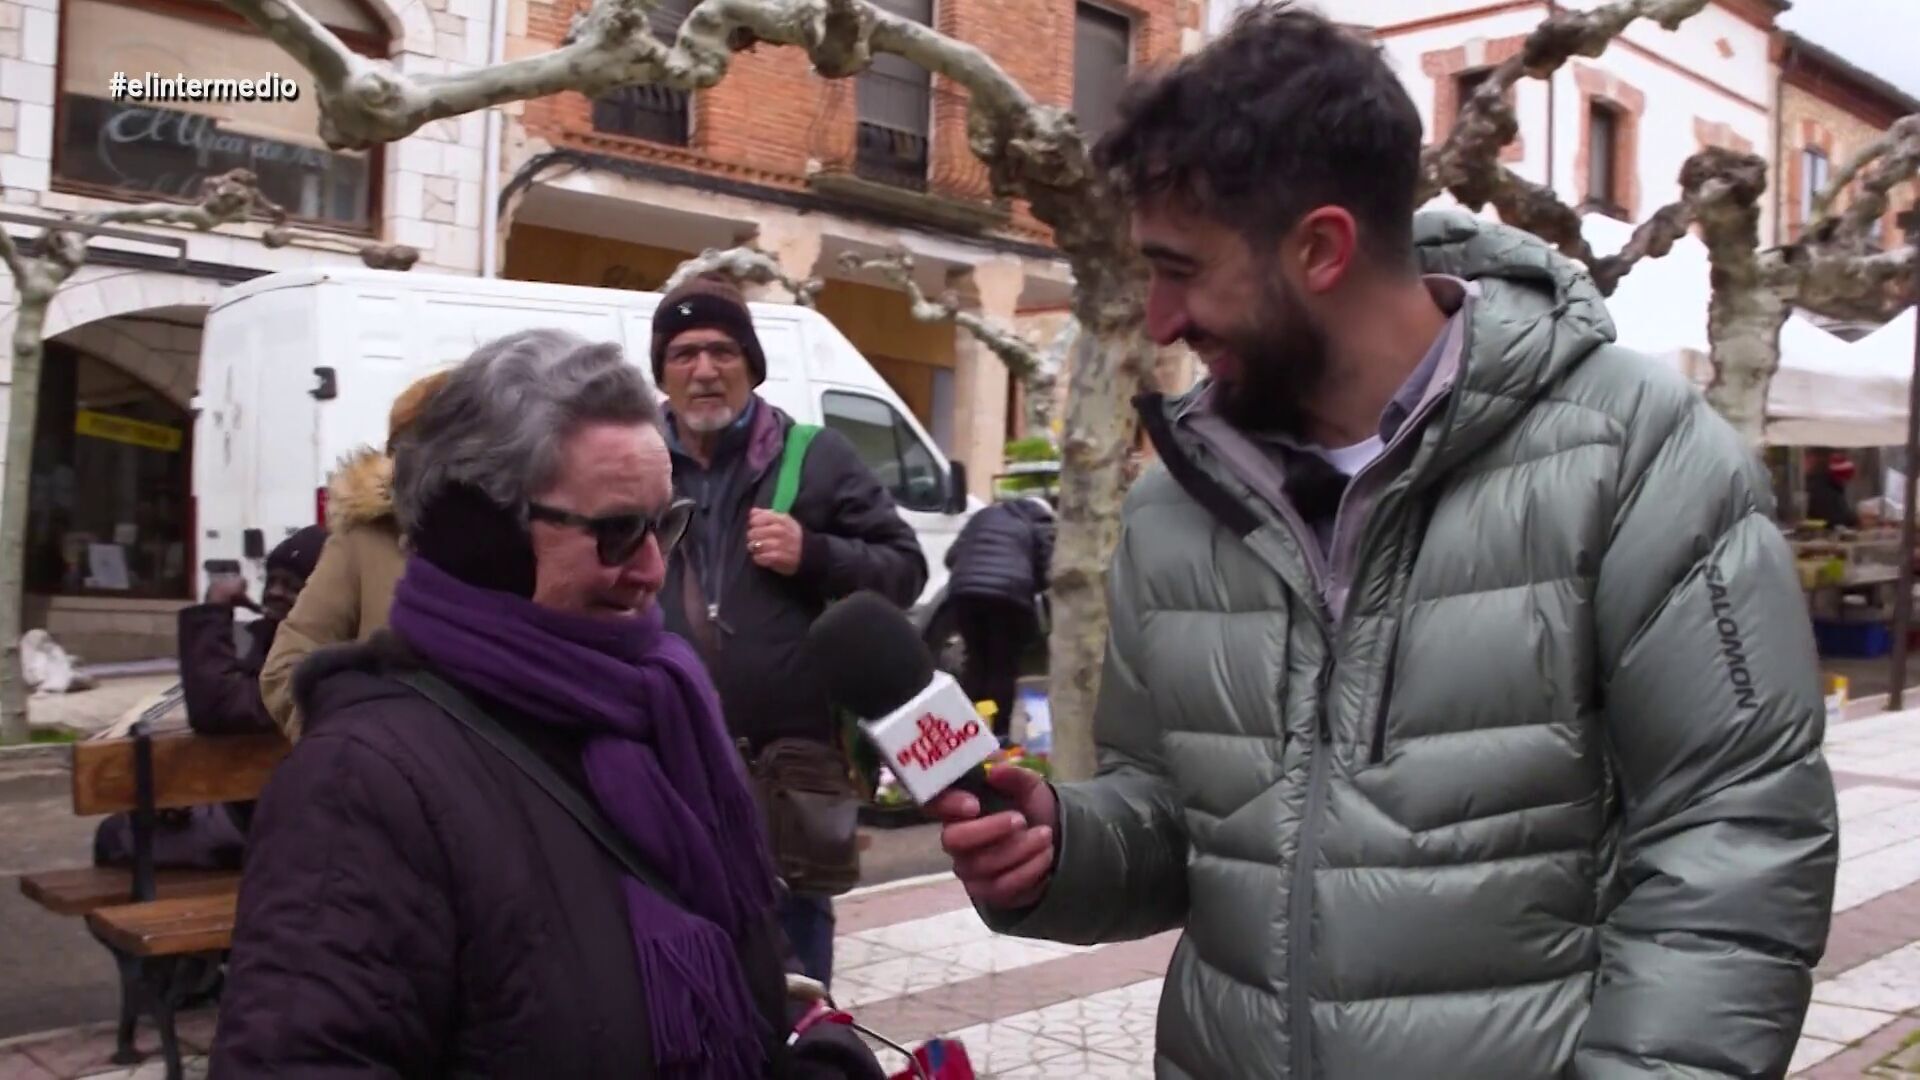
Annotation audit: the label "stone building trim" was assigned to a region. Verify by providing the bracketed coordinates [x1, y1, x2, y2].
[1, 267, 220, 355]
[1572, 62, 1645, 221]
[1421, 38, 1526, 164]
[1693, 116, 1754, 156]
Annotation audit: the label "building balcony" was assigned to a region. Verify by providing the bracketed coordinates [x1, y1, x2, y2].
[590, 83, 692, 147]
[808, 72, 1009, 234]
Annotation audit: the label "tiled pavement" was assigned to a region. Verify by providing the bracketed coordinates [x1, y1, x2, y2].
[5, 708, 1920, 1078]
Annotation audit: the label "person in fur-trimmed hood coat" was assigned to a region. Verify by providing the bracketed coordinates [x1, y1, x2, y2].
[260, 370, 449, 739]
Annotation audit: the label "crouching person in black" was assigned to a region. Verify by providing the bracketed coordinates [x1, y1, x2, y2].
[93, 526, 326, 870]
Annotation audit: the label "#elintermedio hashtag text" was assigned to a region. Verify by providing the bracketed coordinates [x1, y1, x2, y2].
[108, 72, 300, 103]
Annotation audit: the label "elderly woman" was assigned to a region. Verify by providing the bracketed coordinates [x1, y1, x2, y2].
[212, 330, 877, 1079]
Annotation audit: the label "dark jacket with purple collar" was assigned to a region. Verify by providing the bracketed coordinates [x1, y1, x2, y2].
[212, 633, 888, 1078]
[663, 397, 927, 750]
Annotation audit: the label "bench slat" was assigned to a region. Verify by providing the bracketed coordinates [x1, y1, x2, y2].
[88, 894, 239, 957]
[19, 866, 241, 916]
[72, 731, 289, 815]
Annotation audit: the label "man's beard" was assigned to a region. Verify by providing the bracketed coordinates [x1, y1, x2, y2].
[1206, 278, 1332, 437]
[679, 389, 739, 434]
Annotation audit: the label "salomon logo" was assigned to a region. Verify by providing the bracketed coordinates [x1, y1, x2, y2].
[1705, 565, 1759, 710]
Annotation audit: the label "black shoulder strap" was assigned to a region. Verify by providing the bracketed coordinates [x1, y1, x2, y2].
[392, 670, 689, 912]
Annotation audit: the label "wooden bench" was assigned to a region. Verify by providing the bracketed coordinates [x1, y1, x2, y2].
[17, 726, 287, 1079]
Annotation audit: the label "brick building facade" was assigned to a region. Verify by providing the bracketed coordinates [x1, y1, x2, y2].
[1775, 32, 1919, 254]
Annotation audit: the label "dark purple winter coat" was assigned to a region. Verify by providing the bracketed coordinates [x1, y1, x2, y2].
[209, 634, 876, 1079]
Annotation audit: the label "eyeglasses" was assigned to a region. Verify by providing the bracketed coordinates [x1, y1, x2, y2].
[665, 340, 745, 367]
[527, 498, 695, 567]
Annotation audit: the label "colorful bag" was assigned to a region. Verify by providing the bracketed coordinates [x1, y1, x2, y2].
[790, 998, 975, 1080]
[888, 1038, 977, 1080]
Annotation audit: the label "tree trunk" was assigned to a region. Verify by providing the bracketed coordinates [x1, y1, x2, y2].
[0, 297, 49, 743]
[1702, 284, 1789, 447]
[1046, 324, 1154, 782]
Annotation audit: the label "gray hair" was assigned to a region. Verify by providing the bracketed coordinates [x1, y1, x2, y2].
[391, 328, 660, 534]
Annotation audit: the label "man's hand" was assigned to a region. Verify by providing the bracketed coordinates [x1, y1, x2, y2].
[929, 765, 1058, 910]
[747, 508, 804, 576]
[206, 576, 250, 607]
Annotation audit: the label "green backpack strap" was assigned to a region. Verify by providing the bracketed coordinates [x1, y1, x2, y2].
[771, 423, 822, 514]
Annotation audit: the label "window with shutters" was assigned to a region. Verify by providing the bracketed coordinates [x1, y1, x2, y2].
[1800, 147, 1831, 232]
[1585, 101, 1624, 217]
[1073, 3, 1132, 144]
[1455, 68, 1495, 117]
[590, 0, 694, 144]
[854, 0, 935, 189]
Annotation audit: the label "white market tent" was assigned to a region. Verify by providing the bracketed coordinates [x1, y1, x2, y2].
[1581, 214, 1912, 447]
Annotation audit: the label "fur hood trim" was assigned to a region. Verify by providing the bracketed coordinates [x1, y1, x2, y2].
[326, 446, 395, 532]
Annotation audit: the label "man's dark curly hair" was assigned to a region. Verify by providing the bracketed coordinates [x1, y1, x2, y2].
[1093, 2, 1424, 263]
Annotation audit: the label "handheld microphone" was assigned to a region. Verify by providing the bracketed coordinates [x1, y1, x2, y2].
[806, 591, 1021, 820]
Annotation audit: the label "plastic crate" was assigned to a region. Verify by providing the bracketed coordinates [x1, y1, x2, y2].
[1813, 619, 1893, 659]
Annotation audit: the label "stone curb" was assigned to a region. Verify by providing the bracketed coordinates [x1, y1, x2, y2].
[0, 741, 71, 781]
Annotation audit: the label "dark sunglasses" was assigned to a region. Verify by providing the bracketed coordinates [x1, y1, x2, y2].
[527, 498, 695, 567]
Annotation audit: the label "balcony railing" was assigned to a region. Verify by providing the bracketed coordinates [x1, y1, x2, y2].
[592, 83, 691, 146]
[810, 73, 994, 209]
[853, 68, 933, 190]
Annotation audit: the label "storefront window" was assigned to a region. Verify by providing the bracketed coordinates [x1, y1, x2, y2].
[55, 0, 385, 231]
[27, 345, 192, 599]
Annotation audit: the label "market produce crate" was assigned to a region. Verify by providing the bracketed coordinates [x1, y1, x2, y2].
[1813, 619, 1893, 659]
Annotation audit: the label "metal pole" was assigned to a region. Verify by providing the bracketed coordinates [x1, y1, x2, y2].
[1887, 207, 1920, 710]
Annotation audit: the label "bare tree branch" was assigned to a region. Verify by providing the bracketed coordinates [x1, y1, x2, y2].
[1428, 0, 1914, 449]
[1805, 115, 1920, 249]
[1794, 244, 1920, 322]
[838, 249, 1041, 381]
[85, 170, 281, 230]
[221, 0, 1034, 153]
[661, 245, 824, 306]
[1419, 0, 1712, 261]
[1587, 200, 1692, 295]
[262, 226, 422, 271]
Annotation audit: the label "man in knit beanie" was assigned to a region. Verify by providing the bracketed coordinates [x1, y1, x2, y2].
[653, 274, 927, 988]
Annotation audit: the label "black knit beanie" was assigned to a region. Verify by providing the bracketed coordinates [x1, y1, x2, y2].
[266, 524, 329, 580]
[407, 483, 538, 599]
[651, 276, 767, 387]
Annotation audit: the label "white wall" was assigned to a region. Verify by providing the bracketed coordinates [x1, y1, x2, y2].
[1208, 0, 1780, 237]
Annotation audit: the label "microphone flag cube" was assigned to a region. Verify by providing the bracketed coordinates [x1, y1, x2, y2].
[860, 670, 1002, 806]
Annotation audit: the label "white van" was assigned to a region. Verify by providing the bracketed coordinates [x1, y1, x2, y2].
[191, 268, 979, 613]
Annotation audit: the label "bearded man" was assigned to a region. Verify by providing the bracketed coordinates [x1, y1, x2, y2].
[931, 6, 1839, 1078]
[653, 276, 927, 989]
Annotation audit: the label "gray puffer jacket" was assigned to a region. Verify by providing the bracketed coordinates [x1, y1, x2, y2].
[988, 212, 1839, 1078]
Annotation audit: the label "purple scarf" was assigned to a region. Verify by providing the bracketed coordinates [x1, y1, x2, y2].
[388, 557, 779, 1078]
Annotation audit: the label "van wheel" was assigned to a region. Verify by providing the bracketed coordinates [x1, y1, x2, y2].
[925, 603, 966, 677]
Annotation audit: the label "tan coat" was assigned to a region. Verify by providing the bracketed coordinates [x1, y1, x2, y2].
[260, 448, 407, 739]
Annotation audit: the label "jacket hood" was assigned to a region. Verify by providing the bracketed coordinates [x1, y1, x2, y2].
[1161, 210, 1618, 478]
[326, 446, 396, 532]
[1406, 208, 1616, 473]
